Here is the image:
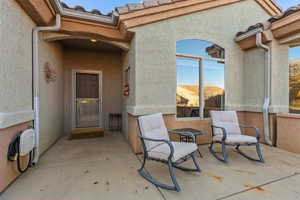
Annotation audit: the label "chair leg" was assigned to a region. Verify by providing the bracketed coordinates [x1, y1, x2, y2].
[168, 160, 181, 192]
[139, 153, 147, 171]
[209, 142, 228, 163]
[197, 148, 203, 158]
[222, 142, 228, 163]
[235, 143, 265, 163]
[138, 155, 181, 192]
[173, 152, 202, 172]
[191, 152, 202, 172]
[256, 143, 265, 163]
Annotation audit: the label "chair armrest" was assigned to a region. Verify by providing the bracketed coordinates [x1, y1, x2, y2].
[210, 124, 227, 141]
[239, 125, 260, 140]
[168, 130, 196, 143]
[139, 135, 174, 159]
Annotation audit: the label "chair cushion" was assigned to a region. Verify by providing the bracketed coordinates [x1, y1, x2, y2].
[210, 111, 242, 136]
[213, 135, 258, 144]
[138, 113, 170, 150]
[148, 142, 198, 162]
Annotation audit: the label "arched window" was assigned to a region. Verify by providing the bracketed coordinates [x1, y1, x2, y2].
[289, 46, 300, 114]
[176, 39, 225, 118]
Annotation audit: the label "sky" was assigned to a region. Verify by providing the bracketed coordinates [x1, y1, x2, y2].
[276, 0, 300, 10]
[62, 0, 300, 14]
[176, 40, 225, 88]
[290, 46, 300, 61]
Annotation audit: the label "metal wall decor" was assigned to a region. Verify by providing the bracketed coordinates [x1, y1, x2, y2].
[123, 66, 130, 96]
[44, 62, 57, 83]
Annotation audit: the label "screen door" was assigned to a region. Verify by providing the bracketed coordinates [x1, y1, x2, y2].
[74, 71, 102, 129]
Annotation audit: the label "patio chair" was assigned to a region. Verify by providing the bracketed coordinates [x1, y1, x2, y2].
[209, 111, 264, 163]
[138, 113, 201, 192]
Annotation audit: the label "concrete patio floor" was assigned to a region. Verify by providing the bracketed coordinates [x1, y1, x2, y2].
[1, 133, 300, 200]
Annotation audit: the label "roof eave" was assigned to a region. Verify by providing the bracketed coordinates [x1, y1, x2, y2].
[50, 0, 118, 25]
[235, 28, 264, 42]
[235, 28, 271, 51]
[117, 0, 282, 30]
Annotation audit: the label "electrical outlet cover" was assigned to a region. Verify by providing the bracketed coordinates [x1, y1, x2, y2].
[19, 129, 35, 156]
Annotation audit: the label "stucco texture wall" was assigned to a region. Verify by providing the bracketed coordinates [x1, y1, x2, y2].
[0, 0, 34, 128]
[0, 0, 35, 192]
[270, 37, 289, 113]
[38, 40, 65, 154]
[122, 39, 137, 138]
[63, 49, 123, 132]
[243, 30, 289, 113]
[243, 48, 265, 111]
[0, 0, 64, 191]
[128, 0, 271, 115]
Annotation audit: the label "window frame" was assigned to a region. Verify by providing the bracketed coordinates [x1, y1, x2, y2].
[176, 53, 225, 119]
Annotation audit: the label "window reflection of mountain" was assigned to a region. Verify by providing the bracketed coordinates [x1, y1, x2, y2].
[176, 85, 225, 118]
[176, 85, 224, 107]
[205, 94, 225, 109]
[176, 93, 225, 118]
[176, 94, 189, 105]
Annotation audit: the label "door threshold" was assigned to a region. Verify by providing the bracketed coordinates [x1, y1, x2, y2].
[69, 128, 105, 140]
[71, 128, 104, 134]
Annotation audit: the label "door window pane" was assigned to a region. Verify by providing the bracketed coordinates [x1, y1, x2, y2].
[76, 100, 99, 128]
[76, 73, 99, 98]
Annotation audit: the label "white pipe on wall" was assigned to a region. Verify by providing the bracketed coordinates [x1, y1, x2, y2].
[32, 14, 61, 164]
[256, 31, 273, 145]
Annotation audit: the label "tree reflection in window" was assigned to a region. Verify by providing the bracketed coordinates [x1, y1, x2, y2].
[289, 46, 300, 113]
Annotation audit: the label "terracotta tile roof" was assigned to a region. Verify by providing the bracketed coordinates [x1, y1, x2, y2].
[60, 1, 113, 17]
[61, 0, 285, 34]
[115, 0, 185, 15]
[60, 0, 183, 17]
[268, 4, 300, 23]
[236, 4, 300, 38]
[236, 22, 271, 37]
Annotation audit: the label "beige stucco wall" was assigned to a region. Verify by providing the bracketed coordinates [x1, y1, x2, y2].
[0, 0, 35, 128]
[63, 49, 123, 132]
[38, 40, 64, 154]
[127, 0, 272, 116]
[126, 38, 137, 108]
[0, 0, 64, 191]
[122, 39, 136, 139]
[270, 36, 289, 113]
[243, 48, 265, 111]
[243, 30, 289, 113]
[122, 52, 129, 139]
[0, 0, 35, 191]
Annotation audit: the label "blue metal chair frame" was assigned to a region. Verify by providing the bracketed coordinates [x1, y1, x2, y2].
[138, 121, 201, 192]
[209, 124, 265, 163]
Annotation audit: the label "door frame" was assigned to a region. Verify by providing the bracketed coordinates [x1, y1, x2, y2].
[71, 69, 103, 130]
